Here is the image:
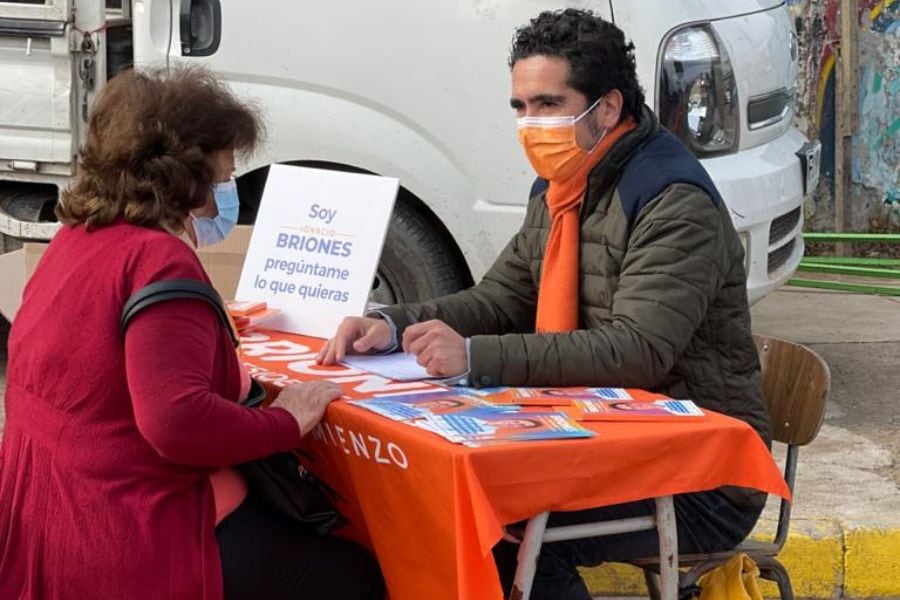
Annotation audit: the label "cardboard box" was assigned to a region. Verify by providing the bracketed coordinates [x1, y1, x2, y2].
[0, 248, 26, 322]
[0, 225, 254, 322]
[194, 224, 253, 300]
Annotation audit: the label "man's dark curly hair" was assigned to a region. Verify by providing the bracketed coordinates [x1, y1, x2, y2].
[509, 8, 645, 119]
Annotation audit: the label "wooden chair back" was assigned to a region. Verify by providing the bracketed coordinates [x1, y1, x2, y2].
[754, 334, 830, 446]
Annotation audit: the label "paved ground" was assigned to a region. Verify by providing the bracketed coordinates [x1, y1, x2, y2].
[750, 287, 900, 510]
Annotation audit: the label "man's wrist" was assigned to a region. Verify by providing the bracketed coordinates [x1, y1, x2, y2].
[441, 337, 472, 387]
[367, 310, 400, 353]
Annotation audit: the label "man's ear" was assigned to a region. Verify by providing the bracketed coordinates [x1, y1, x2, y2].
[596, 89, 624, 129]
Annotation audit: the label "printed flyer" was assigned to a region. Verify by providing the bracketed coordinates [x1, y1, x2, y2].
[427, 410, 595, 446]
[470, 386, 634, 406]
[569, 399, 706, 422]
[349, 391, 594, 445]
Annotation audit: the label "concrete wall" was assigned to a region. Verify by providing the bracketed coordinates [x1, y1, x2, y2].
[787, 0, 899, 231]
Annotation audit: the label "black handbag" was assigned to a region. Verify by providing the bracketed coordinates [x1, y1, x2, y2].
[121, 278, 345, 535]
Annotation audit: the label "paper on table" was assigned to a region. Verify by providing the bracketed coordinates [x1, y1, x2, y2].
[342, 353, 434, 381]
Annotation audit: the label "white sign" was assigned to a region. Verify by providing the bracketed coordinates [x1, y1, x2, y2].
[236, 165, 398, 338]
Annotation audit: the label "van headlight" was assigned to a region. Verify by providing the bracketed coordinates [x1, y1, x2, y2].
[658, 25, 739, 157]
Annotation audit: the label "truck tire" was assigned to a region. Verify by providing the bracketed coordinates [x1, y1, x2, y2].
[371, 197, 472, 305]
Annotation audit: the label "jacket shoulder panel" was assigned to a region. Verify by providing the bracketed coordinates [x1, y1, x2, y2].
[530, 177, 549, 200]
[616, 129, 723, 224]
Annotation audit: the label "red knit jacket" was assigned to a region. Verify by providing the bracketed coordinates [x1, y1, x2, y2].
[0, 222, 300, 599]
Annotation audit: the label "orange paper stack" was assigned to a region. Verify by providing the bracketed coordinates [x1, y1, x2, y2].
[226, 300, 280, 332]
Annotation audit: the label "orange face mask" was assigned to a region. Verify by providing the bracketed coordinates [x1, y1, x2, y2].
[517, 96, 605, 182]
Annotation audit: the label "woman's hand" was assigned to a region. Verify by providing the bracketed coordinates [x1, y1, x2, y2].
[271, 381, 342, 437]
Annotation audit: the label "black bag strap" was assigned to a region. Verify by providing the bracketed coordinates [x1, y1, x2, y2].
[120, 278, 239, 348]
[244, 378, 267, 408]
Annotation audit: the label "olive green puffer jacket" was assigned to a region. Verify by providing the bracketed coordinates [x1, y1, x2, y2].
[379, 107, 770, 451]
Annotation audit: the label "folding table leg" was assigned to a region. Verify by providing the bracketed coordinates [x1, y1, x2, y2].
[510, 511, 550, 600]
[655, 496, 678, 600]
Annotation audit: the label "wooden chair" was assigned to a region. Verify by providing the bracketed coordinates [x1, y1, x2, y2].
[631, 334, 831, 600]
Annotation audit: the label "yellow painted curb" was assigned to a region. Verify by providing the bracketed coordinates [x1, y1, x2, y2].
[581, 562, 646, 596]
[845, 528, 900, 598]
[755, 522, 842, 599]
[579, 520, 900, 598]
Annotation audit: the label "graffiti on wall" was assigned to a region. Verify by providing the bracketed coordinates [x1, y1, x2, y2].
[788, 0, 899, 214]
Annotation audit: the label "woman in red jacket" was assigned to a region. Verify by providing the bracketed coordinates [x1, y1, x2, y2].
[0, 68, 383, 600]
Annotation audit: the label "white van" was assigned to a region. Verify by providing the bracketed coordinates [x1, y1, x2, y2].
[0, 0, 818, 305]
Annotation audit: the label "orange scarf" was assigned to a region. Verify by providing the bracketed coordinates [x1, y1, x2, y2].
[535, 117, 637, 333]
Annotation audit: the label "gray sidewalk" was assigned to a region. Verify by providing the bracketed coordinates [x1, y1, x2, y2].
[751, 287, 900, 521]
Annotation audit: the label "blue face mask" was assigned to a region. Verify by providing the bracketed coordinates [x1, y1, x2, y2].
[192, 178, 239, 247]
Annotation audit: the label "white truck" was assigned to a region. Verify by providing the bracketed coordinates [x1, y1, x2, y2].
[0, 0, 819, 306]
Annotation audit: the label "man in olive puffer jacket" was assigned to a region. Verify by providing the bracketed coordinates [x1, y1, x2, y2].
[319, 9, 770, 600]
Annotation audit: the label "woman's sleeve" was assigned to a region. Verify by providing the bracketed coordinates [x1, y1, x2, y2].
[124, 294, 302, 467]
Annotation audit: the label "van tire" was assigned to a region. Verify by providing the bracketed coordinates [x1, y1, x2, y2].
[372, 199, 472, 305]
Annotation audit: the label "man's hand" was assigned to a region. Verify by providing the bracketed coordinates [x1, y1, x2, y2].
[402, 320, 467, 378]
[316, 316, 393, 365]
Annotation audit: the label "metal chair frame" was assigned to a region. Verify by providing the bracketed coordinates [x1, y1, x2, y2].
[633, 334, 831, 600]
[509, 496, 679, 600]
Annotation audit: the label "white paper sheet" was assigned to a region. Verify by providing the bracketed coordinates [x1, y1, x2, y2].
[342, 353, 434, 381]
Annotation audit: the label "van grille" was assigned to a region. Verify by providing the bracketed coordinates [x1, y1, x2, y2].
[769, 207, 801, 245]
[0, 18, 67, 38]
[768, 237, 796, 274]
[748, 88, 791, 130]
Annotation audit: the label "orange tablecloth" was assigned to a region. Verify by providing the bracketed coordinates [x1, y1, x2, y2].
[240, 329, 790, 600]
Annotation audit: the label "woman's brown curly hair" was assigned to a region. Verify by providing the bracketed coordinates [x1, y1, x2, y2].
[57, 66, 263, 232]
